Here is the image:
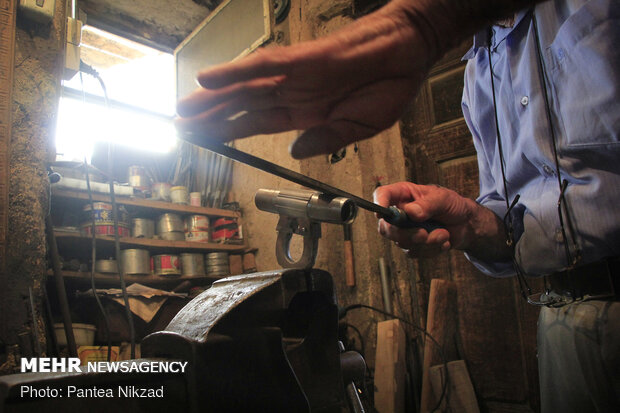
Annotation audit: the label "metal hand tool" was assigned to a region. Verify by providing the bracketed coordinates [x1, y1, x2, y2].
[181, 135, 443, 232]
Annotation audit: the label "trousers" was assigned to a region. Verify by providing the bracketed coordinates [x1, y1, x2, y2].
[538, 300, 620, 412]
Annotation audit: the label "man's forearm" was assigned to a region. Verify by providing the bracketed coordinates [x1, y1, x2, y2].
[392, 0, 543, 61]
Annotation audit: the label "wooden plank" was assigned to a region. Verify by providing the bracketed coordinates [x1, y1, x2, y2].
[54, 231, 246, 252]
[0, 0, 16, 273]
[430, 360, 480, 413]
[421, 279, 459, 413]
[52, 188, 241, 218]
[374, 319, 407, 413]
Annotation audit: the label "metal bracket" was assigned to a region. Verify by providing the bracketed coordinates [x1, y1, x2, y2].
[275, 216, 321, 269]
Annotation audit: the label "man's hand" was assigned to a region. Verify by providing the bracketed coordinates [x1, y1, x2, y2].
[176, 0, 436, 158]
[175, 0, 538, 159]
[374, 182, 511, 261]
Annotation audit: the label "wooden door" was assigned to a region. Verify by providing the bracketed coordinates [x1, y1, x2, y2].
[400, 42, 542, 412]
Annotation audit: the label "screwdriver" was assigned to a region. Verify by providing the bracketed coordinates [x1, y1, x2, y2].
[181, 134, 443, 232]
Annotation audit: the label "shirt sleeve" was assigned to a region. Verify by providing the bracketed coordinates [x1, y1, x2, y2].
[461, 64, 516, 277]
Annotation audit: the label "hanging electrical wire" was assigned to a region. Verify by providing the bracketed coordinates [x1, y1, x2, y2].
[79, 63, 137, 359]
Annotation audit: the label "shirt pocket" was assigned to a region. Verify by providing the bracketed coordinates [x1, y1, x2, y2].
[548, 0, 620, 148]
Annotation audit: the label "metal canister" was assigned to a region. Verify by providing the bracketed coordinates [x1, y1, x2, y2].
[170, 186, 189, 205]
[128, 165, 150, 191]
[94, 259, 118, 274]
[152, 254, 181, 276]
[131, 218, 155, 238]
[190, 192, 202, 206]
[185, 215, 210, 231]
[205, 252, 230, 277]
[157, 213, 183, 233]
[185, 215, 210, 242]
[81, 202, 130, 237]
[180, 253, 205, 276]
[156, 213, 184, 240]
[120, 249, 150, 275]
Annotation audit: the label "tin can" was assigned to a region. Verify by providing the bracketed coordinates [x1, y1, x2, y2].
[185, 230, 210, 242]
[180, 253, 205, 276]
[157, 213, 183, 233]
[120, 249, 150, 275]
[190, 192, 202, 206]
[170, 186, 189, 205]
[185, 215, 210, 231]
[94, 259, 118, 274]
[160, 231, 185, 241]
[81, 202, 130, 237]
[128, 165, 150, 191]
[81, 224, 130, 237]
[152, 254, 181, 276]
[205, 252, 230, 276]
[131, 218, 155, 238]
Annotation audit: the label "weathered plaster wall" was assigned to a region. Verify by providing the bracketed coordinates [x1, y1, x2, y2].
[0, 1, 66, 373]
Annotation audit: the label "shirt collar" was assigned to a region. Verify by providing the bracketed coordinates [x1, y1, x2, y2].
[462, 9, 530, 61]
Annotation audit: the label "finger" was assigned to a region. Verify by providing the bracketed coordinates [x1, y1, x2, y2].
[176, 77, 283, 118]
[197, 48, 292, 89]
[176, 108, 294, 142]
[373, 182, 418, 209]
[380, 221, 429, 249]
[289, 120, 378, 159]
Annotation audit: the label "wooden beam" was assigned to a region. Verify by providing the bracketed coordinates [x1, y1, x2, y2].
[0, 0, 16, 274]
[374, 319, 407, 413]
[420, 278, 459, 412]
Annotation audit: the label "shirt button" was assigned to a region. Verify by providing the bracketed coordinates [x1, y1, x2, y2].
[543, 164, 555, 176]
[520, 96, 529, 106]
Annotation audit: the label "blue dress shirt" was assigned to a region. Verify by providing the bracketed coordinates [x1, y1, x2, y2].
[461, 0, 620, 277]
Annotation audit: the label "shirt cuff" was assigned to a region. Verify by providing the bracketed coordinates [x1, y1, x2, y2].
[464, 251, 516, 278]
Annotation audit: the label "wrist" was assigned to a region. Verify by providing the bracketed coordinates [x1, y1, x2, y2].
[461, 199, 512, 261]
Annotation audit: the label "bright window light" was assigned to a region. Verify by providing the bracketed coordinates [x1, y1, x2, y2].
[55, 26, 178, 162]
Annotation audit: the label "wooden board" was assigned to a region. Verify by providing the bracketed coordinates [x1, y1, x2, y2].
[54, 231, 246, 253]
[429, 360, 480, 413]
[374, 319, 407, 413]
[52, 188, 241, 218]
[0, 0, 16, 273]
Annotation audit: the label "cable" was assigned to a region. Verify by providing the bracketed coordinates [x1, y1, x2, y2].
[340, 304, 450, 413]
[84, 158, 113, 362]
[81, 67, 136, 359]
[99, 75, 137, 359]
[80, 71, 113, 362]
[342, 322, 365, 357]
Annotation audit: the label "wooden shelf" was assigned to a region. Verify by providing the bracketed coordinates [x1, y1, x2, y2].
[52, 188, 241, 218]
[54, 231, 246, 253]
[47, 270, 221, 288]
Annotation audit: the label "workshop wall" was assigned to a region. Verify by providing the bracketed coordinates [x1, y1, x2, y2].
[0, 1, 67, 373]
[229, 0, 419, 369]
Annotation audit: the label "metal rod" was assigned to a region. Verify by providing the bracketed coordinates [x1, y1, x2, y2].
[45, 214, 78, 357]
[181, 135, 388, 216]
